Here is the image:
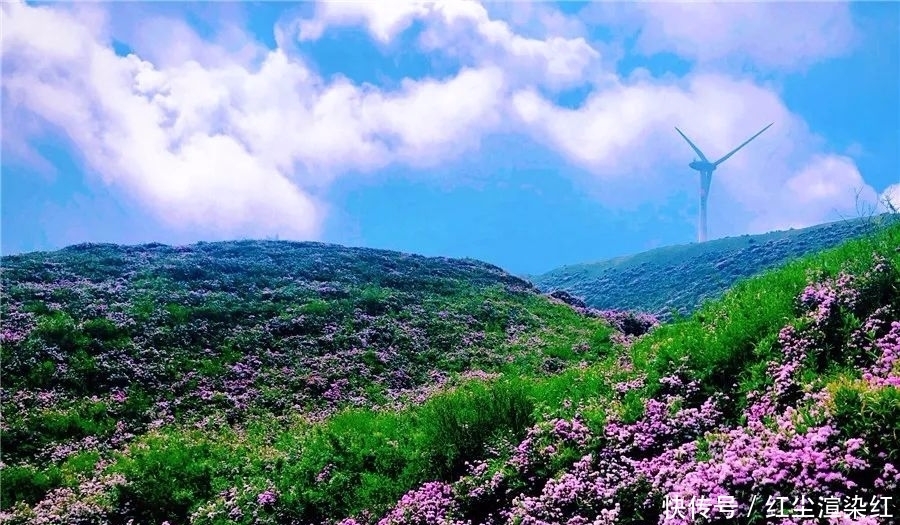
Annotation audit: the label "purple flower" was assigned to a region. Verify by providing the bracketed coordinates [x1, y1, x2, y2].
[257, 489, 278, 506]
[377, 482, 464, 525]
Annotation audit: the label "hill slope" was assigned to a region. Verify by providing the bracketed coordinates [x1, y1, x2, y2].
[2, 224, 899, 525]
[1, 240, 644, 521]
[0, 239, 635, 425]
[530, 214, 898, 318]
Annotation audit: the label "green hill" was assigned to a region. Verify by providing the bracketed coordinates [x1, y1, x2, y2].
[1, 239, 634, 522]
[530, 214, 898, 318]
[2, 223, 899, 525]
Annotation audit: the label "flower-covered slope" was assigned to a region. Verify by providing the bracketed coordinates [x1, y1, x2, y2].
[1, 240, 650, 523]
[347, 224, 900, 525]
[2, 222, 899, 525]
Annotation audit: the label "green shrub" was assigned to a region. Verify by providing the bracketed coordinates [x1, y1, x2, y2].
[832, 381, 900, 464]
[0, 465, 62, 509]
[418, 378, 534, 479]
[114, 431, 230, 523]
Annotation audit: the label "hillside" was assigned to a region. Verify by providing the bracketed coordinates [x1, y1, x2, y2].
[2, 224, 900, 525]
[1, 240, 653, 522]
[530, 214, 899, 319]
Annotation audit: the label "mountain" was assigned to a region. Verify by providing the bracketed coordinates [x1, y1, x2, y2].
[2, 224, 899, 525]
[529, 214, 899, 319]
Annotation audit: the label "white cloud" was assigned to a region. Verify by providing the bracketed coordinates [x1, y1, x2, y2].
[290, 0, 602, 91]
[420, 1, 600, 90]
[122, 16, 265, 70]
[2, 2, 321, 239]
[1, 1, 505, 239]
[295, 1, 430, 43]
[584, 1, 856, 71]
[370, 67, 506, 163]
[483, 2, 588, 40]
[755, 154, 880, 230]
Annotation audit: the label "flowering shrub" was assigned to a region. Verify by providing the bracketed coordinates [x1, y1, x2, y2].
[376, 482, 466, 525]
[191, 483, 285, 525]
[0, 472, 126, 525]
[861, 320, 900, 388]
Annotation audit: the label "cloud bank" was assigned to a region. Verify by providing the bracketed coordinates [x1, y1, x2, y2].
[0, 0, 887, 242]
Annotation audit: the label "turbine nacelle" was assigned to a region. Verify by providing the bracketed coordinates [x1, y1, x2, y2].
[689, 160, 715, 172]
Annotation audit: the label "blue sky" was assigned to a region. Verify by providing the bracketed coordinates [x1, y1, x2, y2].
[2, 1, 898, 275]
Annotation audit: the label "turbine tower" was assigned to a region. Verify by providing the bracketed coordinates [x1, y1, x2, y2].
[675, 123, 773, 243]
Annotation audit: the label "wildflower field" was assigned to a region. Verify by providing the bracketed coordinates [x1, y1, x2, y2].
[2, 223, 899, 524]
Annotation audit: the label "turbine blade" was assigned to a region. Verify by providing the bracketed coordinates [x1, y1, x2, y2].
[675, 127, 709, 163]
[713, 122, 773, 167]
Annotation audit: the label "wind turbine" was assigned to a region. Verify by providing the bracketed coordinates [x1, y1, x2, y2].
[675, 122, 773, 242]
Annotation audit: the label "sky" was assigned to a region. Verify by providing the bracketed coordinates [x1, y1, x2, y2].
[2, 1, 899, 275]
